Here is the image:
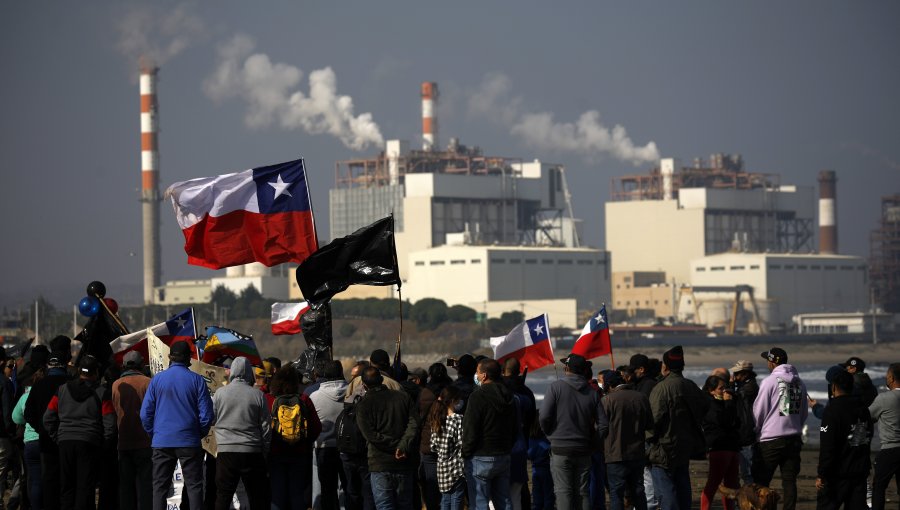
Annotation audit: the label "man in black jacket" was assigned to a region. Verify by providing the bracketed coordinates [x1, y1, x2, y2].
[730, 360, 759, 485]
[841, 357, 879, 407]
[602, 371, 653, 510]
[462, 358, 515, 510]
[816, 370, 873, 508]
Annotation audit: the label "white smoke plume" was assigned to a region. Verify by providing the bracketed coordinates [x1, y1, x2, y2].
[205, 35, 383, 151]
[469, 73, 659, 166]
[116, 4, 206, 66]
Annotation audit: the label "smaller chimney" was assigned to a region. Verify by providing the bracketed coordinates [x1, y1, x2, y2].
[421, 82, 438, 151]
[818, 170, 837, 254]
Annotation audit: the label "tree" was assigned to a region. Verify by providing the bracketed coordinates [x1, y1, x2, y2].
[410, 298, 449, 331]
[447, 304, 477, 323]
[211, 285, 238, 310]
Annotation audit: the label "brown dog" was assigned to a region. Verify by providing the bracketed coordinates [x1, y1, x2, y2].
[719, 483, 781, 510]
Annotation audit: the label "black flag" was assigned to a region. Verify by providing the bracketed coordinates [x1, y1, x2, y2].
[296, 215, 401, 306]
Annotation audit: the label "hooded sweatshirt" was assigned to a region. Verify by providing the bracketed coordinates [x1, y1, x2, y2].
[753, 363, 809, 441]
[818, 395, 872, 481]
[43, 378, 115, 446]
[540, 374, 607, 456]
[309, 378, 349, 448]
[212, 357, 271, 453]
[462, 381, 516, 458]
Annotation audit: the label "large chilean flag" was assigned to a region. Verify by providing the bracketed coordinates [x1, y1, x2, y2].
[490, 314, 555, 371]
[571, 305, 612, 360]
[166, 159, 319, 269]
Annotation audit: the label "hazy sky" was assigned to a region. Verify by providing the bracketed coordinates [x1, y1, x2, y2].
[2, 2, 898, 307]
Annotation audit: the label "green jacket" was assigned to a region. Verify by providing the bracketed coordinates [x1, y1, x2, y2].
[356, 386, 419, 472]
[646, 371, 709, 469]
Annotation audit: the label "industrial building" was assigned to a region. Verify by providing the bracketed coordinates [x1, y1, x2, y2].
[610, 271, 676, 321]
[870, 194, 900, 313]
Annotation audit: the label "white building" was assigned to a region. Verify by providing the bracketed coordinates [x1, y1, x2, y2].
[681, 253, 868, 331]
[153, 279, 212, 306]
[793, 311, 895, 335]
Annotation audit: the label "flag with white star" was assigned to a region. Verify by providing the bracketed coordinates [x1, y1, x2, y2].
[571, 304, 612, 360]
[490, 313, 555, 371]
[109, 308, 198, 366]
[166, 158, 319, 269]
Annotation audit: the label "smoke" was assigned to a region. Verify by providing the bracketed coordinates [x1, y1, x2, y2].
[115, 4, 206, 66]
[205, 35, 384, 151]
[469, 73, 659, 166]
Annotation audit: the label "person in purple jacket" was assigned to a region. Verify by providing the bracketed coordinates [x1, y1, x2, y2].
[751, 347, 808, 510]
[140, 341, 215, 510]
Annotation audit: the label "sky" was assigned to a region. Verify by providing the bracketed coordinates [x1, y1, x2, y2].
[1, 2, 898, 308]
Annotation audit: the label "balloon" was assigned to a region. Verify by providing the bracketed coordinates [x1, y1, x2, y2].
[103, 298, 119, 314]
[86, 281, 107, 298]
[78, 296, 101, 317]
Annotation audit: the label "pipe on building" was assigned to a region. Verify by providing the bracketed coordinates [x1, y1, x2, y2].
[421, 82, 438, 151]
[140, 65, 162, 304]
[818, 170, 837, 254]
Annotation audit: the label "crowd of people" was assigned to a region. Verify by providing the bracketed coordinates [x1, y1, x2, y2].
[0, 334, 897, 510]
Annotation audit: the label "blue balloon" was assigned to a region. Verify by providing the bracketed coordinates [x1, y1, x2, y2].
[78, 296, 101, 317]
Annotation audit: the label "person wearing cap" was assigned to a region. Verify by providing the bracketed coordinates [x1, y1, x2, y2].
[646, 345, 708, 510]
[141, 340, 215, 510]
[112, 351, 152, 510]
[42, 355, 115, 510]
[752, 347, 808, 510]
[462, 358, 516, 510]
[629, 354, 656, 399]
[727, 360, 758, 486]
[601, 369, 653, 510]
[841, 357, 879, 407]
[539, 353, 608, 510]
[345, 350, 402, 403]
[309, 360, 350, 510]
[869, 362, 900, 510]
[25, 335, 73, 510]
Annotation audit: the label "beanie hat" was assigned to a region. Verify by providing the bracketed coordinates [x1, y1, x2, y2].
[663, 345, 685, 371]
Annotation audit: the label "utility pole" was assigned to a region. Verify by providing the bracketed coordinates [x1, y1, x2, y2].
[871, 287, 878, 345]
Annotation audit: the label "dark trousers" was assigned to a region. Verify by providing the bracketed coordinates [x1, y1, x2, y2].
[215, 451, 270, 510]
[42, 447, 61, 510]
[270, 455, 312, 510]
[420, 453, 441, 510]
[152, 447, 205, 510]
[98, 441, 119, 510]
[24, 441, 42, 510]
[119, 448, 153, 510]
[342, 453, 376, 510]
[752, 435, 802, 510]
[317, 447, 347, 510]
[59, 440, 100, 510]
[589, 452, 606, 510]
[531, 464, 554, 510]
[606, 460, 646, 510]
[873, 447, 900, 510]
[816, 476, 868, 510]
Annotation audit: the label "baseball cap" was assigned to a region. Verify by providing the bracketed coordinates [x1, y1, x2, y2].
[730, 360, 753, 374]
[826, 365, 846, 384]
[79, 355, 100, 376]
[169, 341, 192, 360]
[410, 367, 428, 381]
[123, 351, 144, 368]
[561, 353, 590, 374]
[761, 347, 787, 365]
[841, 357, 866, 371]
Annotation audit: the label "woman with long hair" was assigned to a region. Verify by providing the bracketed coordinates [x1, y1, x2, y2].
[427, 363, 453, 396]
[428, 386, 465, 510]
[700, 375, 741, 510]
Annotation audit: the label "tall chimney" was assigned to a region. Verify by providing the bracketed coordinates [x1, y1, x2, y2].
[421, 82, 438, 151]
[140, 65, 162, 304]
[818, 170, 837, 254]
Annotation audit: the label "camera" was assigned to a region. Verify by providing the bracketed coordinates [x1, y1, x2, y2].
[446, 357, 459, 369]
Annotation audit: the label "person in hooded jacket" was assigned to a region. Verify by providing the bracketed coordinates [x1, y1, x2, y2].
[601, 370, 652, 510]
[815, 370, 872, 510]
[539, 354, 608, 510]
[42, 355, 115, 510]
[841, 357, 879, 407]
[308, 361, 346, 510]
[212, 356, 272, 509]
[462, 358, 516, 510]
[752, 347, 809, 510]
[699, 376, 741, 510]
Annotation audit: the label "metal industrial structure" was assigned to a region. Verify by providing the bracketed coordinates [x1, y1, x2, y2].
[139, 64, 162, 304]
[818, 170, 838, 254]
[871, 194, 900, 313]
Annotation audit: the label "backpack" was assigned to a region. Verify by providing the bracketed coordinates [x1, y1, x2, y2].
[272, 394, 309, 444]
[336, 397, 367, 456]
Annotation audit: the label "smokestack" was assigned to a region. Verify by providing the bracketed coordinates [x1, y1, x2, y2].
[140, 64, 162, 304]
[421, 82, 438, 151]
[818, 170, 837, 254]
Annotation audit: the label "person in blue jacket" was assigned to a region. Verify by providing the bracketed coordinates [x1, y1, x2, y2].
[140, 341, 215, 510]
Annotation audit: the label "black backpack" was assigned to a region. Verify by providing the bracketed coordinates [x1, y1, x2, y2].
[335, 397, 367, 456]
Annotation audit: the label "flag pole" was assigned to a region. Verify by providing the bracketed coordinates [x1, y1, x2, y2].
[605, 302, 616, 370]
[395, 286, 403, 369]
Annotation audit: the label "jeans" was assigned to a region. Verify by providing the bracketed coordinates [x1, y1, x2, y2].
[531, 464, 554, 510]
[440, 478, 465, 510]
[549, 454, 591, 510]
[214, 452, 270, 510]
[752, 435, 802, 510]
[0, 437, 12, 510]
[643, 465, 657, 510]
[421, 453, 442, 510]
[41, 448, 61, 510]
[738, 445, 753, 485]
[702, 451, 739, 510]
[270, 456, 311, 510]
[873, 446, 900, 510]
[465, 455, 511, 510]
[606, 460, 646, 510]
[341, 454, 375, 510]
[59, 440, 100, 510]
[316, 447, 346, 510]
[151, 447, 205, 510]
[650, 464, 691, 510]
[24, 441, 42, 510]
[589, 452, 606, 510]
[370, 471, 414, 510]
[119, 448, 153, 510]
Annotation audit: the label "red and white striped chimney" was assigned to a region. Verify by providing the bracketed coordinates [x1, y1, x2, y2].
[421, 82, 438, 151]
[818, 170, 837, 254]
[140, 64, 162, 304]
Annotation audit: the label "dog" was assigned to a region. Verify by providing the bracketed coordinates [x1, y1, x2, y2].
[719, 483, 781, 510]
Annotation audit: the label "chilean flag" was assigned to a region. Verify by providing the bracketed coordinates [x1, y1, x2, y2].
[166, 158, 319, 270]
[490, 314, 555, 371]
[571, 305, 612, 360]
[109, 308, 198, 366]
[271, 301, 310, 335]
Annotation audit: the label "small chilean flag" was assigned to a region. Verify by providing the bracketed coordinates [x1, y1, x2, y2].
[109, 308, 198, 365]
[271, 302, 310, 335]
[490, 314, 555, 371]
[571, 305, 612, 360]
[166, 159, 319, 270]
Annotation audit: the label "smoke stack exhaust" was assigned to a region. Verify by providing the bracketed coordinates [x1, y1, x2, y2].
[140, 64, 162, 303]
[421, 82, 438, 151]
[818, 170, 837, 254]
